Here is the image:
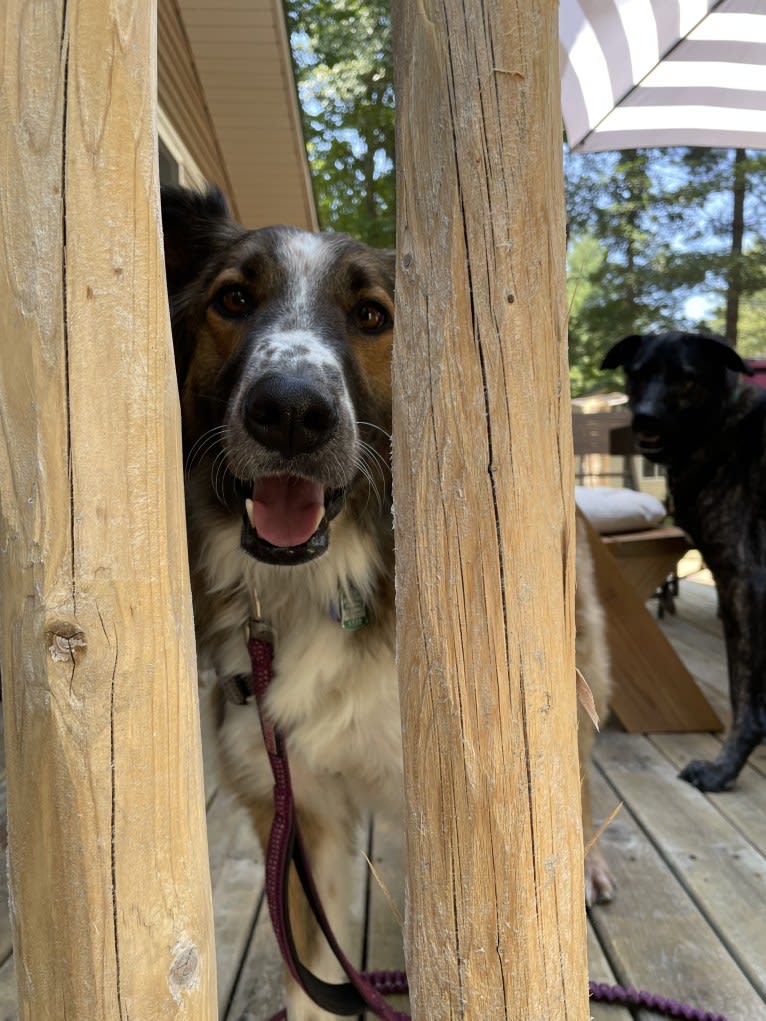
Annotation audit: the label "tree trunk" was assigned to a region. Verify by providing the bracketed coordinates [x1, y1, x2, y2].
[0, 1, 216, 1016]
[391, 2, 588, 1019]
[725, 147, 747, 347]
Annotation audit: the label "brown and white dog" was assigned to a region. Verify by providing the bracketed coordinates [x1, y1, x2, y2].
[161, 186, 613, 1021]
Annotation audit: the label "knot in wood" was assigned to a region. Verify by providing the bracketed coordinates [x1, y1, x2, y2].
[168, 942, 199, 1001]
[46, 622, 87, 664]
[401, 252, 413, 270]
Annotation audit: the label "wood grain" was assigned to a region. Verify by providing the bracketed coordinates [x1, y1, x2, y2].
[0, 1, 216, 1016]
[391, 2, 588, 1018]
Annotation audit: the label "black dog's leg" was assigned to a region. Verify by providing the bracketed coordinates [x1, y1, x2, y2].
[680, 576, 766, 792]
[680, 715, 763, 791]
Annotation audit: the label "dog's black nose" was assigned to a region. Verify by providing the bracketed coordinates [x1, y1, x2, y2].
[244, 374, 338, 457]
[632, 412, 662, 435]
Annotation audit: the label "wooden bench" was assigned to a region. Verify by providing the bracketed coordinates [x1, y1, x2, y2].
[601, 525, 691, 602]
[573, 413, 722, 734]
[579, 512, 721, 734]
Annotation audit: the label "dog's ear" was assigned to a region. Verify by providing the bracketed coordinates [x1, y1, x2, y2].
[380, 249, 396, 294]
[687, 332, 755, 376]
[601, 334, 644, 371]
[160, 185, 237, 294]
[161, 186, 240, 392]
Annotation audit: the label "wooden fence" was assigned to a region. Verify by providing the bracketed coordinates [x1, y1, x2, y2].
[0, 0, 586, 1017]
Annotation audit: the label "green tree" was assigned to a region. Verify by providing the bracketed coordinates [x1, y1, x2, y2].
[567, 234, 615, 395]
[702, 252, 766, 357]
[565, 146, 766, 393]
[664, 148, 766, 347]
[565, 149, 685, 394]
[728, 292, 766, 357]
[285, 0, 395, 247]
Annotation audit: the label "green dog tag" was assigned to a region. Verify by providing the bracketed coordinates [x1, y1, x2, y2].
[339, 584, 368, 631]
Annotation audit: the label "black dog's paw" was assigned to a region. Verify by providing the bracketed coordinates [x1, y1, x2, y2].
[679, 758, 735, 792]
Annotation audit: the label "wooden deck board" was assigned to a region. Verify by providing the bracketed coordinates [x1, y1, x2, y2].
[0, 959, 16, 1021]
[586, 924, 633, 1021]
[650, 733, 766, 858]
[365, 815, 408, 1015]
[208, 795, 265, 1017]
[224, 903, 286, 1021]
[588, 765, 765, 1021]
[672, 575, 723, 637]
[594, 732, 766, 1002]
[0, 579, 763, 1019]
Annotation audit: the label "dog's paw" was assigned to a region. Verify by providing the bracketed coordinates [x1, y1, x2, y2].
[679, 758, 735, 792]
[584, 847, 615, 907]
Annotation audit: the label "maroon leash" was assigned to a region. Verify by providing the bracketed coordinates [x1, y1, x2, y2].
[246, 620, 730, 1021]
[248, 622, 408, 1020]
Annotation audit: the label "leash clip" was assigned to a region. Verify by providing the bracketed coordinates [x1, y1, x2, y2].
[247, 586, 275, 646]
[249, 616, 275, 646]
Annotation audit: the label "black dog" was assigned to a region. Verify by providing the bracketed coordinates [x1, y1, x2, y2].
[602, 331, 766, 791]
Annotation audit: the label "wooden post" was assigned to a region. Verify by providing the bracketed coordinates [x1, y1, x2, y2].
[0, 1, 217, 1017]
[392, 3, 589, 1019]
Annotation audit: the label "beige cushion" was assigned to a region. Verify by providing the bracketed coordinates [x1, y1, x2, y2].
[575, 486, 666, 535]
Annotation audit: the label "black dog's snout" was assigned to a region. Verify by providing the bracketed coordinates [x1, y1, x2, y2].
[632, 411, 662, 435]
[244, 373, 338, 457]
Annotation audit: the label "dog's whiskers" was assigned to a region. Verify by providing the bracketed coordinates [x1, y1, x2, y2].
[357, 420, 392, 444]
[353, 449, 384, 516]
[211, 448, 232, 509]
[358, 440, 390, 504]
[359, 439, 390, 483]
[185, 425, 228, 475]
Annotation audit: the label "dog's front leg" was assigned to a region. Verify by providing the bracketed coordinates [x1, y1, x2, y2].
[252, 799, 364, 1021]
[579, 748, 615, 905]
[680, 574, 766, 792]
[680, 702, 764, 792]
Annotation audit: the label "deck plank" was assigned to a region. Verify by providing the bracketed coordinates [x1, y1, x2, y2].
[365, 815, 408, 1014]
[588, 763, 764, 1021]
[224, 904, 286, 1021]
[208, 794, 265, 1017]
[650, 733, 766, 859]
[0, 958, 16, 1021]
[586, 923, 633, 1021]
[659, 605, 727, 679]
[594, 731, 766, 1006]
[673, 576, 722, 637]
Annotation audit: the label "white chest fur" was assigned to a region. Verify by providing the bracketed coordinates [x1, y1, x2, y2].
[197, 509, 403, 818]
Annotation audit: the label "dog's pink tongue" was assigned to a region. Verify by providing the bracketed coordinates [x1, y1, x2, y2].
[251, 476, 324, 548]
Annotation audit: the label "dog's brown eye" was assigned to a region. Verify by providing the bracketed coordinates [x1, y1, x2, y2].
[214, 286, 255, 318]
[355, 301, 391, 334]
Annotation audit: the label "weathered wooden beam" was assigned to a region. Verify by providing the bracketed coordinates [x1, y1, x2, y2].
[391, 3, 589, 1018]
[0, 1, 216, 1016]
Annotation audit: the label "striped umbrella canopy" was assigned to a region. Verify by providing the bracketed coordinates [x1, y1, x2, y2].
[560, 0, 766, 153]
